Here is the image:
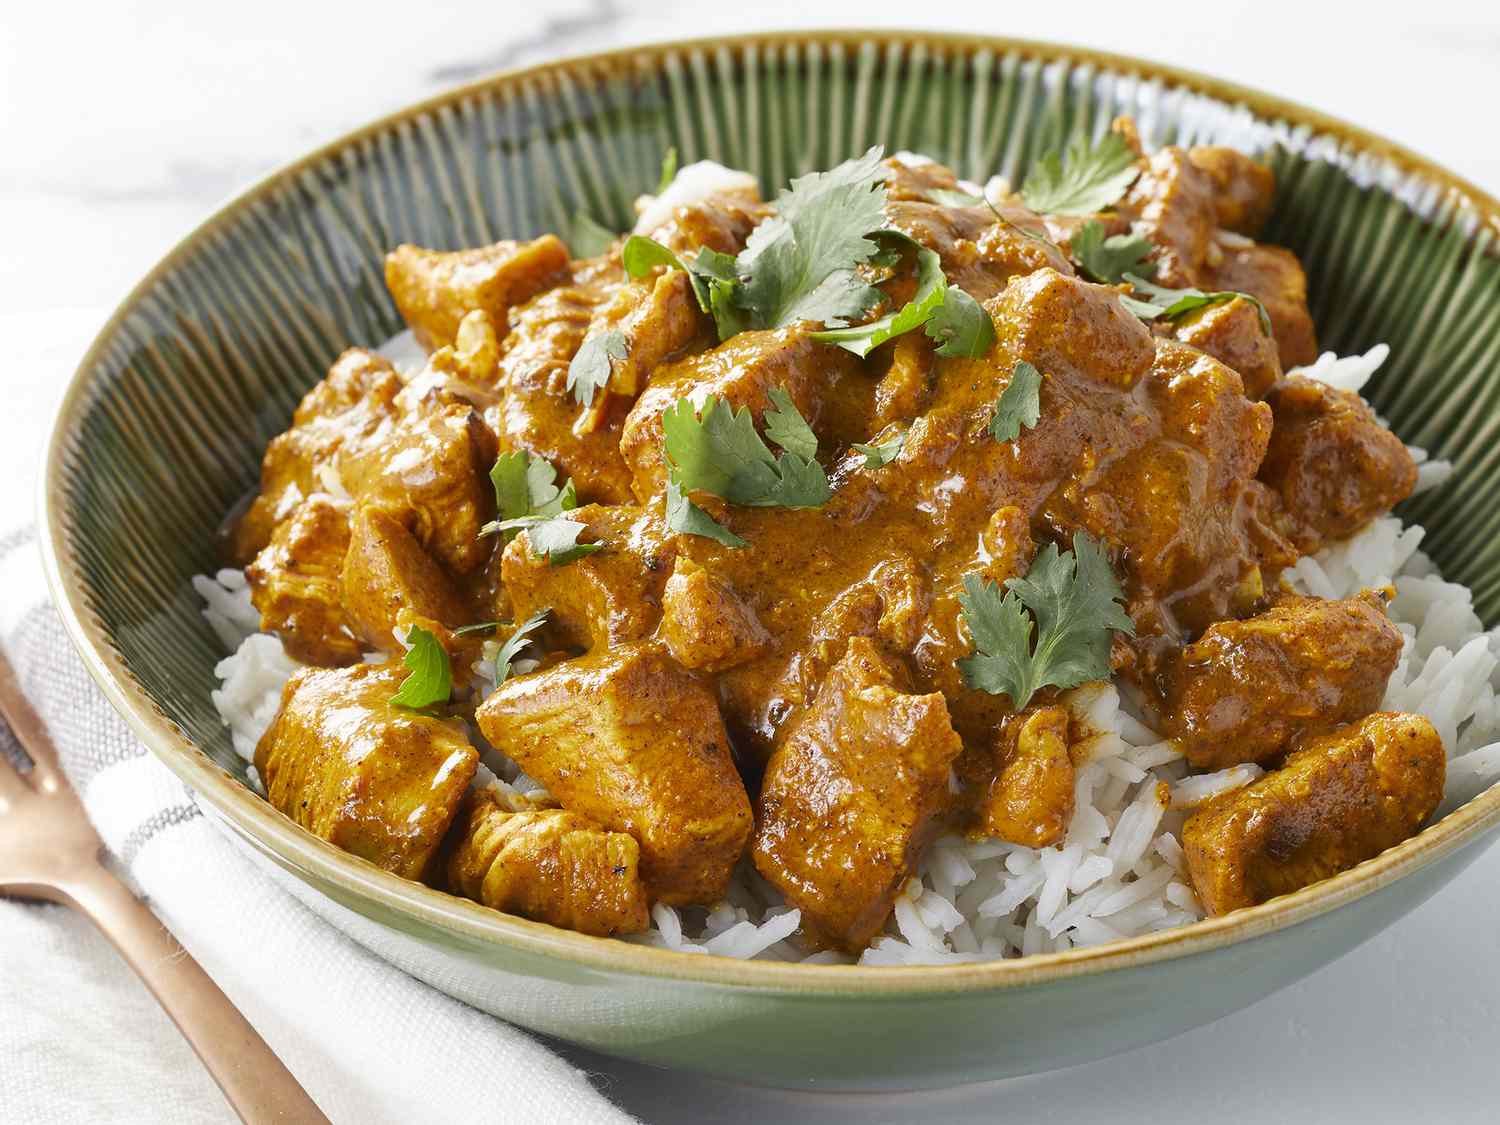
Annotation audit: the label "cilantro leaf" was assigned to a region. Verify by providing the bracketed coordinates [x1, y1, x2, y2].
[486, 452, 577, 542]
[733, 146, 888, 330]
[1021, 131, 1140, 216]
[657, 146, 678, 194]
[988, 361, 1044, 443]
[622, 234, 687, 280]
[662, 393, 831, 509]
[763, 387, 819, 460]
[1070, 221, 1156, 284]
[810, 235, 948, 358]
[926, 187, 988, 208]
[926, 286, 996, 358]
[495, 608, 550, 686]
[567, 212, 617, 258]
[957, 531, 1134, 708]
[389, 625, 452, 710]
[566, 328, 626, 407]
[491, 514, 602, 566]
[619, 235, 749, 340]
[852, 432, 904, 468]
[665, 478, 748, 548]
[1121, 273, 1273, 336]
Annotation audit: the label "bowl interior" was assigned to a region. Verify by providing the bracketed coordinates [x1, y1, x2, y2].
[48, 34, 1500, 808]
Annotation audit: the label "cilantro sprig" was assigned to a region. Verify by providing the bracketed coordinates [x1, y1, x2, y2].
[1021, 132, 1140, 217]
[957, 532, 1134, 709]
[852, 432, 904, 469]
[566, 328, 626, 408]
[390, 625, 452, 710]
[494, 608, 550, 685]
[490, 515, 602, 566]
[489, 451, 578, 536]
[665, 479, 748, 548]
[808, 233, 995, 360]
[663, 390, 830, 512]
[989, 361, 1044, 443]
[482, 452, 599, 565]
[1070, 221, 1155, 284]
[1119, 273, 1273, 335]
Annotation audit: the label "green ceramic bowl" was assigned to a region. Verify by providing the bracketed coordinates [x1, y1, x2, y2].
[42, 30, 1500, 1089]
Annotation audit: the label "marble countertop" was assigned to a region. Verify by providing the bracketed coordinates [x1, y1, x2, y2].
[4, 2, 1499, 1121]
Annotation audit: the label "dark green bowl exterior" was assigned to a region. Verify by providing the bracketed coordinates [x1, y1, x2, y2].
[45, 32, 1500, 1088]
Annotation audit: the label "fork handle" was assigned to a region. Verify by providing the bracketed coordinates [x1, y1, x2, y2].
[61, 864, 329, 1123]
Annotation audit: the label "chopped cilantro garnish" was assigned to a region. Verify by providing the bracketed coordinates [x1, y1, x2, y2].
[957, 531, 1134, 709]
[621, 234, 686, 280]
[495, 608, 550, 685]
[852, 432, 904, 469]
[1021, 132, 1140, 217]
[810, 235, 947, 358]
[1070, 221, 1156, 284]
[486, 452, 577, 542]
[488, 514, 602, 566]
[988, 361, 1044, 443]
[566, 328, 627, 408]
[567, 212, 617, 258]
[732, 146, 888, 331]
[926, 187, 988, 208]
[1120, 273, 1273, 335]
[656, 146, 678, 194]
[662, 392, 830, 509]
[926, 286, 996, 358]
[762, 387, 819, 460]
[389, 625, 452, 710]
[665, 479, 748, 548]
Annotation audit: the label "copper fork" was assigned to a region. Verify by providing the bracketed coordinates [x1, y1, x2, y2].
[0, 650, 328, 1123]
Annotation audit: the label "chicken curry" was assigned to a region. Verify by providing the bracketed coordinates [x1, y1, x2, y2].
[233, 118, 1443, 954]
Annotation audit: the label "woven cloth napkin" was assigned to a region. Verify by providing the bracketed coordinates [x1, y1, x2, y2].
[0, 307, 636, 1125]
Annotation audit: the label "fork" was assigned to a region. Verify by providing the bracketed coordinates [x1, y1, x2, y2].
[0, 650, 329, 1123]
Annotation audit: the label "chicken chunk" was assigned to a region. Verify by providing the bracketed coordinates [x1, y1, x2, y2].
[578, 268, 706, 402]
[619, 327, 866, 503]
[657, 557, 770, 672]
[752, 638, 963, 952]
[1260, 375, 1418, 551]
[1183, 146, 1276, 235]
[501, 503, 675, 651]
[492, 271, 638, 505]
[1169, 295, 1282, 400]
[1120, 144, 1316, 367]
[1183, 712, 1445, 914]
[973, 707, 1076, 848]
[446, 790, 649, 937]
[228, 348, 401, 563]
[338, 400, 496, 576]
[1158, 590, 1404, 769]
[246, 494, 360, 666]
[341, 504, 468, 651]
[255, 661, 477, 880]
[385, 235, 570, 350]
[1207, 243, 1318, 369]
[476, 643, 752, 905]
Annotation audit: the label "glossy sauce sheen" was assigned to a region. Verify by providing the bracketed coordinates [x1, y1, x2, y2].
[240, 129, 1441, 946]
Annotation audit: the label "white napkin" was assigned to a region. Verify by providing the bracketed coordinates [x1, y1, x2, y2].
[0, 527, 637, 1124]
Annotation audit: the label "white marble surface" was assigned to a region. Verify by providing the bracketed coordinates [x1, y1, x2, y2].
[4, 2, 1500, 1121]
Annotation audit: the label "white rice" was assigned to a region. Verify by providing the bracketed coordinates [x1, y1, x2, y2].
[199, 339, 1500, 964]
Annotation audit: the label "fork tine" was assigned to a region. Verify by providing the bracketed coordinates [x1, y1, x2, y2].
[0, 649, 61, 793]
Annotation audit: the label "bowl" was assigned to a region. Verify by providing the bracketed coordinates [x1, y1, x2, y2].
[41, 30, 1500, 1089]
